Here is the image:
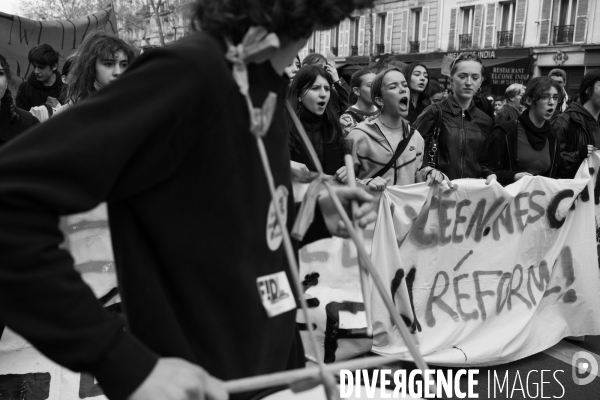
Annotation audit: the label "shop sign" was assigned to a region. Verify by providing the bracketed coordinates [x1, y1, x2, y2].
[447, 50, 496, 59]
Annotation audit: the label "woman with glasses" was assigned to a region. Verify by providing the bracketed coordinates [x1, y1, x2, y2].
[490, 77, 563, 185]
[413, 53, 497, 183]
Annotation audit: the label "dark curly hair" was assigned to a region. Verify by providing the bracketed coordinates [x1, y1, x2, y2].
[521, 77, 561, 109]
[0, 53, 20, 122]
[194, 0, 374, 44]
[66, 30, 137, 104]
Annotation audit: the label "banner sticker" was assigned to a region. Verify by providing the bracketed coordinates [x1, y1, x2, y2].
[257, 271, 296, 317]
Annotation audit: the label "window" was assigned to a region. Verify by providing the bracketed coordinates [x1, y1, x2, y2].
[499, 1, 515, 31]
[555, 0, 577, 43]
[353, 16, 365, 56]
[379, 13, 387, 44]
[462, 7, 475, 35]
[412, 9, 421, 40]
[460, 7, 474, 49]
[557, 0, 577, 26]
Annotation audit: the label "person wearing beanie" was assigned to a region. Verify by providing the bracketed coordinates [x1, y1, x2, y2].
[552, 69, 600, 179]
[548, 68, 568, 117]
[490, 77, 563, 185]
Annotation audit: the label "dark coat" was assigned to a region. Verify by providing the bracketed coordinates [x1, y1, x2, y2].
[495, 103, 520, 125]
[406, 97, 430, 125]
[0, 32, 330, 400]
[413, 95, 495, 180]
[489, 119, 560, 186]
[552, 102, 599, 179]
[16, 71, 65, 110]
[0, 105, 39, 146]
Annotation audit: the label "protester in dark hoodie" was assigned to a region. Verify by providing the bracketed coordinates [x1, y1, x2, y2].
[0, 0, 377, 399]
[490, 77, 562, 186]
[288, 64, 345, 176]
[0, 53, 39, 147]
[16, 44, 64, 110]
[552, 69, 600, 179]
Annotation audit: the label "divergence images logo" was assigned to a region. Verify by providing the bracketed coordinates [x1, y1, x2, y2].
[572, 351, 598, 385]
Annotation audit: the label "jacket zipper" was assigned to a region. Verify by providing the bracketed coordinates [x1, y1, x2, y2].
[461, 111, 465, 178]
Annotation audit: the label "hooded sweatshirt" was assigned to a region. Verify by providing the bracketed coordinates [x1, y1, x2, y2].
[0, 32, 330, 400]
[552, 101, 600, 178]
[346, 117, 431, 186]
[16, 70, 65, 110]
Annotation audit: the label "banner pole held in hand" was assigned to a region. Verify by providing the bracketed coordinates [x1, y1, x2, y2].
[342, 139, 373, 337]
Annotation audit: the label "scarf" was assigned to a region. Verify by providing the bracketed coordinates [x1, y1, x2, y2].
[518, 109, 551, 151]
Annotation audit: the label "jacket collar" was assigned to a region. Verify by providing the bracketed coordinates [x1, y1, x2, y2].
[445, 94, 476, 118]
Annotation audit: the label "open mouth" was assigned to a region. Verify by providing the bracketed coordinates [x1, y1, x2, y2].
[546, 108, 554, 114]
[317, 101, 326, 107]
[399, 97, 409, 110]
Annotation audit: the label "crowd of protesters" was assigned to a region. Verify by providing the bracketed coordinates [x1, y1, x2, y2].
[0, 0, 599, 397]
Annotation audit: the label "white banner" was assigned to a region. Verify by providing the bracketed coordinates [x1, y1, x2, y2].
[299, 154, 600, 366]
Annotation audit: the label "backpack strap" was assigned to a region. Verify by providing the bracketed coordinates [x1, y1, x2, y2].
[372, 125, 416, 178]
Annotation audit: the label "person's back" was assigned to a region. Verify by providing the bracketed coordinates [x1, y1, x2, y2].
[0, 1, 377, 399]
[16, 44, 64, 110]
[553, 70, 600, 179]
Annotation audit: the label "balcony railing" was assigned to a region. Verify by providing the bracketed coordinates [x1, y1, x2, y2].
[350, 45, 358, 56]
[554, 25, 574, 44]
[497, 30, 513, 47]
[409, 41, 420, 53]
[459, 34, 472, 50]
[376, 43, 385, 55]
[331, 46, 338, 56]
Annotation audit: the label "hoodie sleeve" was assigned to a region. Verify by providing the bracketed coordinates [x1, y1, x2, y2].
[15, 82, 29, 110]
[552, 113, 586, 178]
[0, 43, 234, 400]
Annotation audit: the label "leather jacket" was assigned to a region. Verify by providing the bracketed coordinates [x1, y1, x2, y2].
[413, 95, 494, 180]
[552, 102, 598, 179]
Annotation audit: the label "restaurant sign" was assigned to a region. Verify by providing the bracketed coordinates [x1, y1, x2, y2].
[447, 50, 497, 59]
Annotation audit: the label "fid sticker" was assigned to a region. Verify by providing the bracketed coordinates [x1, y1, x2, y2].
[257, 271, 296, 317]
[266, 185, 288, 251]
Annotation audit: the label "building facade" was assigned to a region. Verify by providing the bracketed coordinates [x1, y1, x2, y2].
[306, 0, 600, 97]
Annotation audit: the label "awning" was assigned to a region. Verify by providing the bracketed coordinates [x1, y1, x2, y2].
[424, 56, 533, 96]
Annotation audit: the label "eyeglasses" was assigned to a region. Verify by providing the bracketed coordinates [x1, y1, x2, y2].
[539, 94, 560, 102]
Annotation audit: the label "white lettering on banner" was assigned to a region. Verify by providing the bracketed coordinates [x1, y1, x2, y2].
[298, 154, 600, 365]
[266, 185, 288, 251]
[257, 271, 296, 317]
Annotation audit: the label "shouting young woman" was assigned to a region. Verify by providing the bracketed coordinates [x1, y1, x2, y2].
[340, 67, 446, 191]
[491, 77, 565, 185]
